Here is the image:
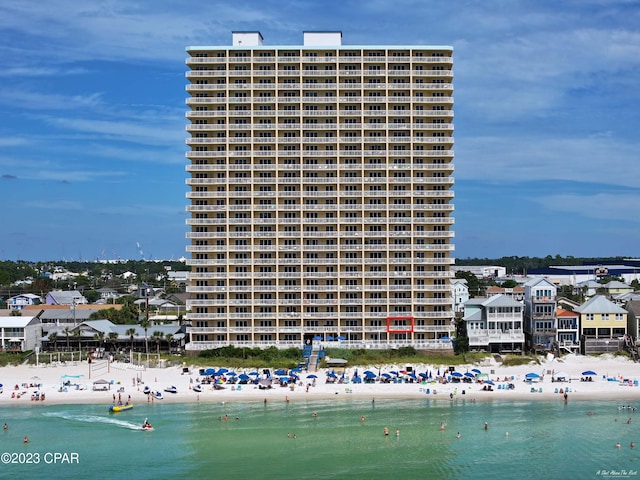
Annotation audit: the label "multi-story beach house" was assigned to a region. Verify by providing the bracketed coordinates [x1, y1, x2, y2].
[556, 308, 580, 353]
[184, 31, 455, 353]
[462, 294, 524, 354]
[6, 293, 43, 311]
[575, 294, 628, 354]
[486, 285, 525, 303]
[451, 279, 469, 313]
[523, 277, 558, 352]
[0, 315, 40, 352]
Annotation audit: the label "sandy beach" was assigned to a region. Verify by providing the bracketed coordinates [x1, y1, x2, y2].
[1, 353, 638, 407]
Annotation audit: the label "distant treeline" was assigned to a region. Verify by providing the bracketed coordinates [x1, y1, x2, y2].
[455, 256, 630, 276]
[0, 260, 188, 289]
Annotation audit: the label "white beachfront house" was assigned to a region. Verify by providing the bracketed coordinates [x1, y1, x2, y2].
[451, 279, 469, 313]
[463, 294, 525, 354]
[0, 315, 41, 352]
[524, 277, 558, 352]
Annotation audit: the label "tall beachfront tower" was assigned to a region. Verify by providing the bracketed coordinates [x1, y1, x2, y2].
[185, 31, 455, 353]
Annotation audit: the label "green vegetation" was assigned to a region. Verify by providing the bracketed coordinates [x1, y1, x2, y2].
[197, 346, 492, 369]
[500, 355, 540, 367]
[0, 352, 31, 367]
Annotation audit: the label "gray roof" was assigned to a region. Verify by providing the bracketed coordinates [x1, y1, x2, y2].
[47, 290, 86, 305]
[524, 277, 555, 288]
[40, 309, 97, 321]
[575, 295, 627, 314]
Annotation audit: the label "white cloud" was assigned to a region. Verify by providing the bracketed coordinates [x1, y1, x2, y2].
[535, 193, 640, 222]
[457, 134, 640, 188]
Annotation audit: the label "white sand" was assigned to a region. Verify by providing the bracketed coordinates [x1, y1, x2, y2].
[1, 354, 638, 407]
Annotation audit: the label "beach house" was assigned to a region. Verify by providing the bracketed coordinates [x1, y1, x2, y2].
[523, 277, 558, 353]
[6, 293, 43, 311]
[462, 294, 525, 354]
[0, 315, 40, 352]
[575, 295, 628, 354]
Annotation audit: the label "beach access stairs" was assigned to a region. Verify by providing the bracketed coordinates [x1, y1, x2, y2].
[623, 335, 639, 362]
[303, 343, 325, 373]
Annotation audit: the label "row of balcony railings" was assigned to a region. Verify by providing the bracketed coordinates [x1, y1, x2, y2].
[188, 324, 452, 333]
[187, 152, 453, 160]
[185, 339, 454, 351]
[187, 164, 453, 172]
[187, 138, 453, 146]
[186, 55, 453, 63]
[186, 86, 452, 95]
[186, 69, 452, 77]
[186, 110, 451, 118]
[188, 125, 453, 133]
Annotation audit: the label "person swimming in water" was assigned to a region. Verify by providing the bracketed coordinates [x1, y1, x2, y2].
[384, 427, 390, 436]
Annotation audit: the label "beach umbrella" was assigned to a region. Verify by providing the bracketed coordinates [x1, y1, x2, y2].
[464, 372, 475, 378]
[202, 368, 216, 376]
[274, 369, 287, 376]
[291, 368, 303, 373]
[525, 373, 541, 379]
[437, 368, 441, 376]
[582, 370, 597, 376]
[337, 335, 346, 340]
[313, 336, 322, 341]
[390, 371, 399, 376]
[451, 372, 463, 378]
[364, 371, 376, 379]
[326, 335, 334, 341]
[238, 374, 250, 381]
[226, 371, 237, 377]
[217, 368, 229, 375]
[248, 371, 260, 377]
[327, 372, 338, 378]
[381, 373, 392, 379]
[485, 380, 495, 385]
[419, 372, 428, 379]
[471, 368, 481, 374]
[306, 374, 318, 379]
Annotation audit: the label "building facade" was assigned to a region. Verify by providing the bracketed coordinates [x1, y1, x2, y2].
[462, 294, 524, 354]
[185, 31, 455, 352]
[523, 277, 558, 352]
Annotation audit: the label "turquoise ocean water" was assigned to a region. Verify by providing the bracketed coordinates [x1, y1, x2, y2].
[1, 398, 638, 479]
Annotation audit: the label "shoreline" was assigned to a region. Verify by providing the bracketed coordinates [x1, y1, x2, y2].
[1, 353, 639, 407]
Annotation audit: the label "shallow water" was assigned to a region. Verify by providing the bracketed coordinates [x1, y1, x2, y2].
[1, 398, 638, 479]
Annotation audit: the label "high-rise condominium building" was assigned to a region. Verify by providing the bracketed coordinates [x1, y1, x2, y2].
[185, 31, 455, 353]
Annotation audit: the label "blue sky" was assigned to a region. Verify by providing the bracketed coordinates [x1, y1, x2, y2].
[1, 0, 639, 261]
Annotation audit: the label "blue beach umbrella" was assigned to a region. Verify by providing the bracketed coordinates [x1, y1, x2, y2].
[202, 368, 215, 376]
[217, 368, 229, 375]
[485, 380, 495, 385]
[419, 372, 428, 379]
[582, 370, 597, 376]
[248, 371, 260, 377]
[291, 368, 303, 374]
[525, 373, 541, 379]
[306, 374, 318, 379]
[364, 371, 376, 379]
[451, 372, 463, 378]
[238, 374, 250, 381]
[313, 336, 322, 341]
[464, 372, 475, 379]
[326, 335, 334, 341]
[471, 368, 482, 374]
[275, 369, 287, 376]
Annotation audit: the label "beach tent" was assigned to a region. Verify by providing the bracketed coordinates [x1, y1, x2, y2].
[553, 372, 570, 382]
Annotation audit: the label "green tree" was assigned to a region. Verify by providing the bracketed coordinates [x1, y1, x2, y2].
[165, 333, 174, 353]
[63, 327, 71, 352]
[152, 331, 164, 354]
[125, 328, 137, 353]
[49, 332, 58, 352]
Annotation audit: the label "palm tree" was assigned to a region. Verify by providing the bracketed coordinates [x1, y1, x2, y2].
[165, 333, 174, 354]
[141, 320, 150, 358]
[125, 328, 137, 353]
[107, 332, 119, 352]
[94, 331, 105, 351]
[49, 332, 58, 352]
[152, 331, 164, 355]
[63, 327, 71, 352]
[73, 329, 82, 359]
